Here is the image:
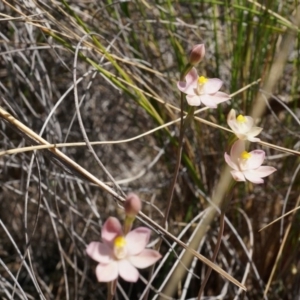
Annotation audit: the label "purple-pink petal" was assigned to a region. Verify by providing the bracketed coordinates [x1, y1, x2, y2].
[126, 227, 151, 255]
[102, 217, 123, 244]
[230, 170, 246, 182]
[186, 95, 202, 106]
[200, 93, 230, 107]
[129, 249, 162, 269]
[118, 259, 140, 282]
[202, 78, 223, 94]
[199, 94, 219, 108]
[185, 68, 199, 85]
[95, 261, 118, 282]
[224, 153, 238, 171]
[253, 166, 277, 177]
[243, 171, 264, 184]
[86, 242, 112, 264]
[177, 81, 197, 95]
[177, 68, 198, 94]
[211, 92, 231, 103]
[247, 150, 265, 169]
[230, 140, 245, 159]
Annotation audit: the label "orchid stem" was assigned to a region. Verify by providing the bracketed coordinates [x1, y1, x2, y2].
[161, 64, 195, 233]
[143, 66, 193, 300]
[107, 279, 117, 300]
[161, 103, 194, 229]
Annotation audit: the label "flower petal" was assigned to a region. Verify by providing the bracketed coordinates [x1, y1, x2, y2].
[247, 150, 265, 169]
[118, 260, 139, 282]
[211, 92, 231, 103]
[86, 242, 112, 264]
[227, 109, 262, 141]
[95, 261, 118, 282]
[200, 93, 230, 108]
[247, 136, 261, 142]
[224, 153, 238, 171]
[234, 120, 253, 134]
[244, 166, 276, 183]
[230, 170, 246, 181]
[227, 109, 236, 123]
[253, 166, 277, 178]
[186, 95, 201, 106]
[227, 119, 240, 133]
[177, 68, 198, 94]
[235, 133, 248, 140]
[203, 78, 223, 94]
[129, 249, 162, 269]
[185, 68, 199, 84]
[242, 116, 254, 128]
[126, 227, 151, 256]
[198, 94, 218, 108]
[243, 170, 264, 184]
[177, 81, 196, 95]
[247, 127, 263, 138]
[228, 115, 253, 135]
[230, 140, 245, 162]
[102, 217, 123, 244]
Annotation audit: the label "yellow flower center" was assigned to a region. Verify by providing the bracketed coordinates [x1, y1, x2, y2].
[241, 151, 251, 160]
[236, 114, 246, 123]
[113, 236, 127, 259]
[198, 76, 208, 84]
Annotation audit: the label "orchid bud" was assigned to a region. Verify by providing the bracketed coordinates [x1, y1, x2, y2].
[188, 44, 205, 66]
[123, 193, 142, 235]
[124, 193, 141, 218]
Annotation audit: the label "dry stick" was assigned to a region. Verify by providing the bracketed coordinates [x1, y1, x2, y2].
[0, 105, 245, 291]
[0, 106, 122, 201]
[12, 79, 300, 159]
[2, 116, 300, 158]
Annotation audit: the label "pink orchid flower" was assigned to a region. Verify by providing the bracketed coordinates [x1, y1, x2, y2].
[227, 109, 263, 142]
[224, 140, 276, 184]
[177, 67, 230, 107]
[86, 217, 161, 282]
